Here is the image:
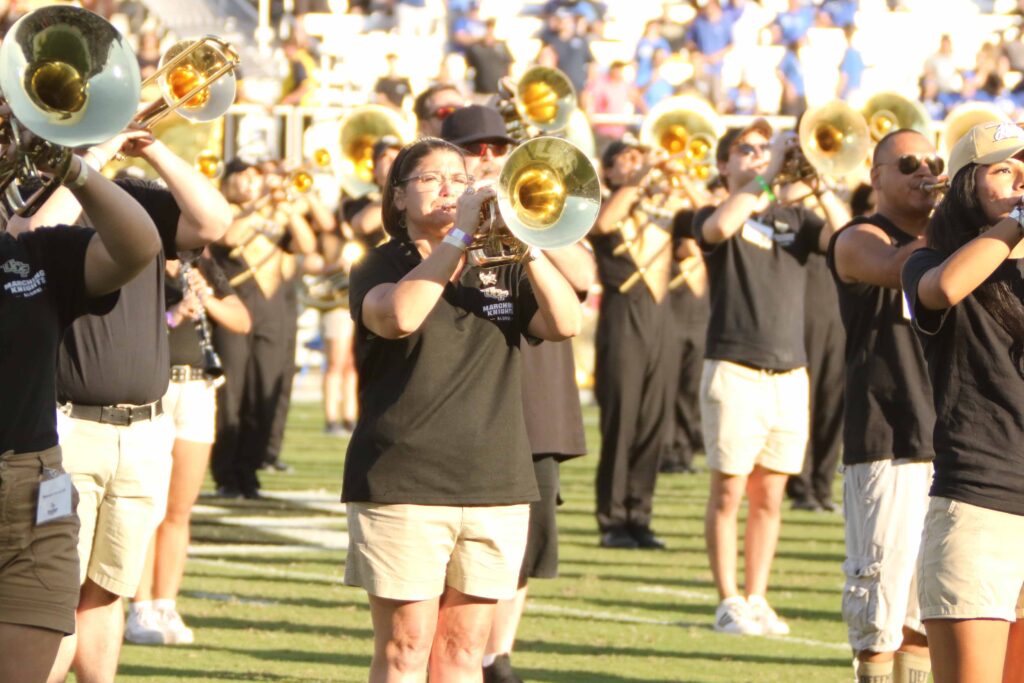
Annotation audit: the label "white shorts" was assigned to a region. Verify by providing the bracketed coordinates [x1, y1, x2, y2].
[699, 360, 809, 475]
[163, 379, 217, 445]
[321, 308, 351, 342]
[344, 502, 530, 601]
[842, 459, 932, 653]
[918, 496, 1024, 622]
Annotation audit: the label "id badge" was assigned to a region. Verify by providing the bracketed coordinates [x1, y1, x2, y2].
[36, 470, 73, 525]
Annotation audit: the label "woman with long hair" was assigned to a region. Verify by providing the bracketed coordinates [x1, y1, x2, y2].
[902, 121, 1024, 683]
[342, 137, 582, 682]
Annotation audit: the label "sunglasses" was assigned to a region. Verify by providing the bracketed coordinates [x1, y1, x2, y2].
[463, 141, 510, 157]
[429, 105, 461, 121]
[734, 142, 771, 157]
[878, 154, 945, 176]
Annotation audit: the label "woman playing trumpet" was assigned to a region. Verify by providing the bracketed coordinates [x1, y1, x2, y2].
[343, 137, 582, 682]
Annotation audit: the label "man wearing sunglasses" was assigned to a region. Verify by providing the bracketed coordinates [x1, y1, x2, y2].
[693, 119, 850, 636]
[413, 83, 466, 137]
[828, 128, 941, 683]
[439, 105, 514, 184]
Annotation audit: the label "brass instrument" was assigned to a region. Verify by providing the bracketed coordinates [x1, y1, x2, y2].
[497, 66, 578, 142]
[195, 150, 223, 178]
[920, 180, 949, 194]
[639, 95, 723, 182]
[135, 36, 239, 128]
[465, 136, 601, 267]
[859, 92, 931, 143]
[298, 241, 366, 311]
[775, 100, 871, 187]
[941, 102, 1009, 155]
[337, 105, 414, 198]
[0, 5, 140, 215]
[226, 169, 313, 261]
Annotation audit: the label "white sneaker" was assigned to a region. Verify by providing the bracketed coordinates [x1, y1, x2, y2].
[160, 608, 195, 645]
[747, 595, 790, 636]
[125, 607, 167, 645]
[713, 596, 764, 635]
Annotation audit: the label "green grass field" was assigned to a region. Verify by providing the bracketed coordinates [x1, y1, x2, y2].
[112, 401, 853, 683]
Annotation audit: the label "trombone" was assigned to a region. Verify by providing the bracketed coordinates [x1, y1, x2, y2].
[0, 5, 140, 215]
[463, 136, 601, 267]
[859, 91, 931, 143]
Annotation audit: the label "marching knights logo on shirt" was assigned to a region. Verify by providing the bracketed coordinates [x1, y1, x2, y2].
[740, 218, 795, 250]
[1, 258, 46, 299]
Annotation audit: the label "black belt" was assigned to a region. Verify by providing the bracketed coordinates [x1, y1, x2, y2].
[170, 365, 206, 383]
[62, 400, 163, 426]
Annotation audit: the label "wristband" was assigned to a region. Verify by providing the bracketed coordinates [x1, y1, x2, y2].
[165, 310, 177, 328]
[523, 246, 543, 264]
[442, 228, 474, 251]
[754, 175, 776, 203]
[82, 148, 109, 170]
[63, 158, 89, 189]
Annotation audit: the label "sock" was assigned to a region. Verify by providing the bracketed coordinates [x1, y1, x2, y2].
[130, 600, 153, 615]
[856, 659, 894, 683]
[482, 653, 498, 668]
[153, 599, 176, 613]
[893, 652, 931, 683]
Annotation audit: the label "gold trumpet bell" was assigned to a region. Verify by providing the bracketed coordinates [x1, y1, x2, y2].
[153, 37, 238, 123]
[337, 104, 414, 197]
[497, 136, 601, 250]
[941, 102, 1010, 155]
[195, 150, 223, 178]
[0, 5, 140, 146]
[859, 92, 931, 142]
[799, 100, 871, 178]
[515, 66, 576, 133]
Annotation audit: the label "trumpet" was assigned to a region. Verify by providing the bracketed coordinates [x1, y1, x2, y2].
[226, 169, 313, 260]
[463, 137, 601, 267]
[920, 180, 949, 194]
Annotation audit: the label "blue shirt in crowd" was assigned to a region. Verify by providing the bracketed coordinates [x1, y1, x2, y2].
[685, 12, 733, 72]
[775, 5, 815, 44]
[839, 46, 865, 98]
[635, 35, 670, 88]
[779, 49, 805, 97]
[820, 0, 858, 27]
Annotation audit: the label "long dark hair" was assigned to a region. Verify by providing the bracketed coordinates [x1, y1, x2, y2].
[381, 137, 466, 241]
[927, 162, 1024, 374]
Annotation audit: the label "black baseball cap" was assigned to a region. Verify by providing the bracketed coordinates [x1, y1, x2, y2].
[222, 158, 255, 179]
[372, 135, 402, 163]
[440, 105, 515, 148]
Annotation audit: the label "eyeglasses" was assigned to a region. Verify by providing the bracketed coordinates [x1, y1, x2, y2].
[401, 171, 473, 190]
[877, 154, 945, 176]
[429, 105, 461, 121]
[734, 142, 771, 157]
[463, 141, 511, 157]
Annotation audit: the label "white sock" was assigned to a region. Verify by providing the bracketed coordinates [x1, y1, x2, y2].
[482, 653, 498, 667]
[893, 652, 931, 683]
[153, 599, 176, 613]
[130, 600, 153, 615]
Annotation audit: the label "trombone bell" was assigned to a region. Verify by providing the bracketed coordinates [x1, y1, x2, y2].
[140, 36, 239, 127]
[859, 92, 931, 143]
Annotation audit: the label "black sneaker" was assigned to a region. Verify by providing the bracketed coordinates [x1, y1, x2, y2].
[261, 460, 294, 473]
[629, 525, 667, 550]
[214, 486, 243, 499]
[599, 527, 639, 549]
[483, 654, 523, 683]
[791, 498, 823, 512]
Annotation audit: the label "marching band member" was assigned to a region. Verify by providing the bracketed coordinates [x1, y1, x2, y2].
[343, 137, 581, 682]
[902, 121, 1024, 683]
[830, 128, 939, 683]
[693, 120, 849, 636]
[0, 152, 160, 683]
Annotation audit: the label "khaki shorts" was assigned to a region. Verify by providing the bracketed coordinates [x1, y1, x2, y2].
[918, 496, 1024, 622]
[344, 502, 530, 601]
[699, 360, 809, 475]
[842, 459, 932, 653]
[0, 447, 81, 634]
[321, 308, 351, 342]
[57, 410, 174, 597]
[163, 379, 217, 445]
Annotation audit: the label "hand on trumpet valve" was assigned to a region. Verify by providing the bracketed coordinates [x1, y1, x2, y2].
[455, 184, 497, 235]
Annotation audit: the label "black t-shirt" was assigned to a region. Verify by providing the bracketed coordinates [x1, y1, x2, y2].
[903, 248, 1024, 516]
[520, 339, 587, 460]
[166, 257, 234, 367]
[692, 203, 824, 371]
[341, 194, 385, 250]
[57, 179, 182, 406]
[343, 239, 540, 505]
[373, 76, 412, 108]
[828, 215, 935, 465]
[465, 41, 513, 94]
[671, 208, 710, 329]
[1, 228, 118, 454]
[543, 34, 593, 95]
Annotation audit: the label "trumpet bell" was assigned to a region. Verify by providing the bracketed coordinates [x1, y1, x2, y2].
[497, 136, 601, 250]
[156, 38, 237, 123]
[195, 150, 223, 178]
[338, 105, 414, 197]
[859, 92, 931, 142]
[799, 100, 871, 178]
[0, 5, 140, 146]
[941, 102, 1010, 155]
[515, 66, 576, 133]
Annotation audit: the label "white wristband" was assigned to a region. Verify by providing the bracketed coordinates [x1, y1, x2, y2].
[523, 246, 543, 264]
[82, 148, 108, 171]
[442, 228, 473, 251]
[63, 158, 89, 189]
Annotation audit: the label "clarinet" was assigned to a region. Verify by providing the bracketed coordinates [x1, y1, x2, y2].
[180, 259, 225, 382]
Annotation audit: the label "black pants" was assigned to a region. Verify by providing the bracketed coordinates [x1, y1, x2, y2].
[211, 283, 293, 493]
[663, 290, 708, 469]
[789, 263, 845, 504]
[594, 291, 672, 532]
[265, 283, 299, 465]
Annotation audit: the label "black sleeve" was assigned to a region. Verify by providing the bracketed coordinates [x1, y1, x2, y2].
[795, 205, 827, 255]
[115, 178, 182, 259]
[200, 256, 235, 299]
[673, 208, 697, 242]
[514, 262, 541, 341]
[342, 196, 372, 226]
[348, 246, 407, 329]
[902, 247, 949, 335]
[21, 226, 119, 326]
[690, 205, 717, 252]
